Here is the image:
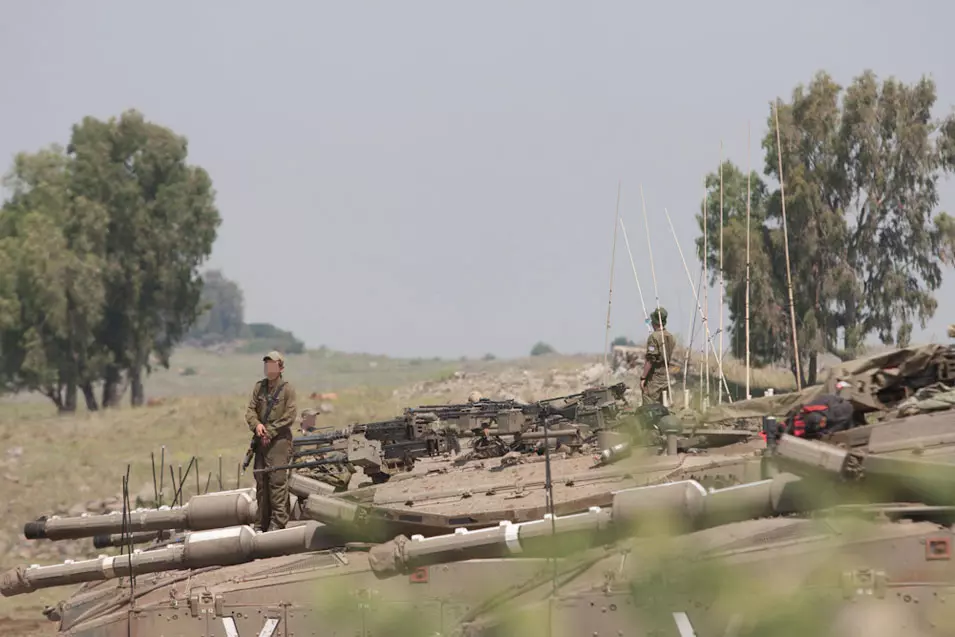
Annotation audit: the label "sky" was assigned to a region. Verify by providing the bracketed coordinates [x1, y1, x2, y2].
[1, 1, 954, 359]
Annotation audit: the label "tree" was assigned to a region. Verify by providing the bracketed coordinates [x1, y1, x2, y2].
[610, 335, 637, 349]
[530, 342, 556, 356]
[238, 323, 305, 355]
[0, 147, 108, 411]
[0, 110, 220, 411]
[695, 161, 789, 369]
[698, 70, 955, 386]
[187, 269, 245, 345]
[67, 110, 221, 407]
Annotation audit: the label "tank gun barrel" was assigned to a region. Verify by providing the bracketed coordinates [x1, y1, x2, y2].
[2, 522, 329, 597]
[23, 490, 256, 541]
[288, 473, 337, 498]
[773, 433, 955, 505]
[369, 473, 813, 577]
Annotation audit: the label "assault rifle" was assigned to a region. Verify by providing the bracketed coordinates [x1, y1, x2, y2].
[241, 381, 288, 473]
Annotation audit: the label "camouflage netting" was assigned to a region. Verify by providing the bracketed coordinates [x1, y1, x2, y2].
[895, 384, 955, 417]
[698, 344, 950, 424]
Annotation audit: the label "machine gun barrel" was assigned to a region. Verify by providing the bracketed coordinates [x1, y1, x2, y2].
[292, 428, 352, 447]
[2, 522, 334, 597]
[23, 490, 257, 541]
[253, 454, 348, 474]
[292, 446, 341, 459]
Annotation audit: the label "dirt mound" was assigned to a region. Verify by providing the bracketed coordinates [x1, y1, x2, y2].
[393, 361, 643, 404]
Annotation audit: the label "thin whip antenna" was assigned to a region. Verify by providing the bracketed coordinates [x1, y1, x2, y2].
[702, 179, 710, 406]
[774, 100, 802, 390]
[683, 262, 705, 404]
[158, 446, 165, 507]
[639, 185, 673, 406]
[663, 207, 734, 401]
[168, 465, 176, 506]
[618, 218, 651, 330]
[539, 410, 558, 596]
[745, 120, 752, 399]
[603, 182, 622, 384]
[123, 464, 135, 606]
[718, 142, 725, 405]
[173, 456, 197, 506]
[150, 451, 158, 504]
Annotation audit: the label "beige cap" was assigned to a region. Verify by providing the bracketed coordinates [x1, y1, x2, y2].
[263, 350, 285, 365]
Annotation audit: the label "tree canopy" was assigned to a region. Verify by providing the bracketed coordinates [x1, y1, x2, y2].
[187, 269, 246, 346]
[0, 110, 221, 410]
[611, 335, 637, 349]
[697, 70, 955, 386]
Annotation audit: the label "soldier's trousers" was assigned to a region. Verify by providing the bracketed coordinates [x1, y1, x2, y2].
[642, 378, 670, 406]
[253, 427, 292, 531]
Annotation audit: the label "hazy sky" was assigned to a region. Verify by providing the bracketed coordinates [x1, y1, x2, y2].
[2, 1, 953, 358]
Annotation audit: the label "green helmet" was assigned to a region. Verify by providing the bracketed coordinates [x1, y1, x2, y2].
[650, 307, 668, 327]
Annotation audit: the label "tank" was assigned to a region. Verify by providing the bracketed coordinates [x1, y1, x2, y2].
[34, 378, 955, 636]
[10, 461, 955, 637]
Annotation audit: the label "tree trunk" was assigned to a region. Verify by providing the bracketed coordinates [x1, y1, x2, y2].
[64, 381, 78, 413]
[101, 365, 122, 408]
[44, 387, 66, 413]
[81, 382, 99, 411]
[807, 351, 818, 386]
[130, 365, 145, 407]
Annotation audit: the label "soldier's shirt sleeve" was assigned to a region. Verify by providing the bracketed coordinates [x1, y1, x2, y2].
[268, 383, 298, 436]
[245, 382, 261, 431]
[645, 334, 661, 363]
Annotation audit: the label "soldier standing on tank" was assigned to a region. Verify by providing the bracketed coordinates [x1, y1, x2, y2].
[641, 307, 676, 406]
[245, 351, 298, 532]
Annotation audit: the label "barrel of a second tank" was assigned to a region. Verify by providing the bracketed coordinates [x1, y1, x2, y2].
[288, 473, 337, 498]
[2, 521, 327, 597]
[699, 473, 811, 526]
[23, 490, 257, 541]
[369, 474, 814, 578]
[24, 508, 185, 541]
[610, 480, 707, 535]
[1, 545, 188, 596]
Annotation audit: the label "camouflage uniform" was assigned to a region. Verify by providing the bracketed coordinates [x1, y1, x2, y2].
[642, 308, 676, 406]
[245, 351, 298, 531]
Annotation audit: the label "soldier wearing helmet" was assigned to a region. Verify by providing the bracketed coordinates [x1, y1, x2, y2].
[467, 391, 483, 404]
[641, 307, 676, 406]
